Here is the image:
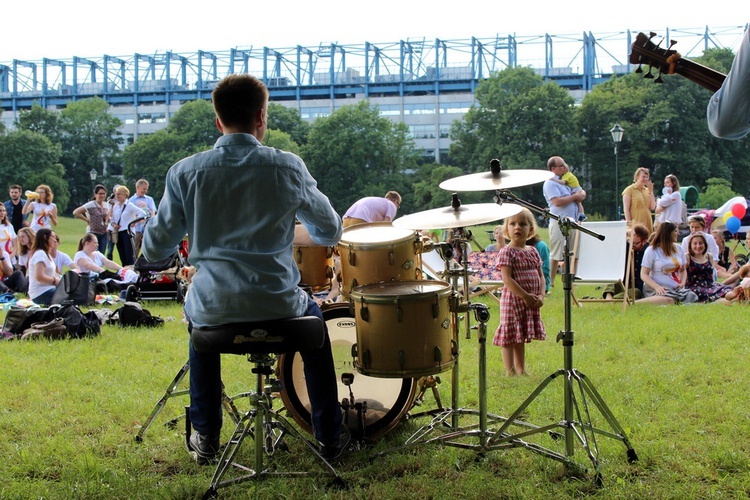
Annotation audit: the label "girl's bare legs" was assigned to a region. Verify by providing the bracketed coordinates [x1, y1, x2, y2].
[501, 346, 515, 376]
[513, 344, 526, 375]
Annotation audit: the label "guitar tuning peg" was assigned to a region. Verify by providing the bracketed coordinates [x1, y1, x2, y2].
[654, 74, 664, 84]
[644, 67, 654, 79]
[635, 64, 643, 74]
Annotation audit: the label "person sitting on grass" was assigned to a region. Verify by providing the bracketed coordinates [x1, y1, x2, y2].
[637, 221, 698, 304]
[684, 233, 733, 302]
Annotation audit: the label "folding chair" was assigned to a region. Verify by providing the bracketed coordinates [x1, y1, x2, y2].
[421, 249, 503, 303]
[571, 221, 633, 311]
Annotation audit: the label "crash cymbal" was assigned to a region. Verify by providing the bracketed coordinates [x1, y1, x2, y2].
[439, 169, 553, 192]
[392, 203, 521, 230]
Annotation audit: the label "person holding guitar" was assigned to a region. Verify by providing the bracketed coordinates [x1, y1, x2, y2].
[708, 26, 750, 140]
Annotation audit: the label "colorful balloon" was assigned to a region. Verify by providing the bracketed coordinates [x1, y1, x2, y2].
[726, 216, 741, 234]
[731, 203, 746, 219]
[723, 211, 733, 223]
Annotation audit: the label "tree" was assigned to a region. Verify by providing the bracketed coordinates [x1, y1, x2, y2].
[0, 129, 69, 209]
[264, 129, 301, 155]
[700, 178, 739, 209]
[268, 103, 310, 146]
[15, 103, 62, 142]
[302, 101, 419, 214]
[121, 129, 189, 200]
[168, 99, 220, 147]
[122, 100, 223, 199]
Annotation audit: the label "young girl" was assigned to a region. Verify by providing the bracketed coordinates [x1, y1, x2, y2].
[722, 263, 750, 302]
[493, 208, 546, 376]
[684, 233, 732, 302]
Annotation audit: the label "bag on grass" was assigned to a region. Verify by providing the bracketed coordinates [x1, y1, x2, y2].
[2, 306, 51, 334]
[20, 318, 68, 340]
[48, 303, 101, 339]
[112, 301, 164, 328]
[50, 271, 96, 306]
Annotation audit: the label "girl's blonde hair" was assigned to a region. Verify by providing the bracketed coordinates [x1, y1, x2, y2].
[503, 207, 537, 241]
[15, 227, 35, 256]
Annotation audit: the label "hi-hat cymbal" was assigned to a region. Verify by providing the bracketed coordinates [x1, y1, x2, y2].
[392, 203, 522, 230]
[439, 169, 553, 192]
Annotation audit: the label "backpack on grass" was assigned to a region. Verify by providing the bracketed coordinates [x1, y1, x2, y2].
[112, 302, 165, 328]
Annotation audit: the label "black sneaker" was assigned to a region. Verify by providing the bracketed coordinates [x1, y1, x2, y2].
[188, 431, 220, 465]
[319, 426, 351, 462]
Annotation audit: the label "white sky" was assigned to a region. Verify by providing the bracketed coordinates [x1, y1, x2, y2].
[2, 1, 746, 62]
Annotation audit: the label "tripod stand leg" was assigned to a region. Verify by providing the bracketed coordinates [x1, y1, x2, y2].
[135, 362, 190, 442]
[575, 371, 638, 463]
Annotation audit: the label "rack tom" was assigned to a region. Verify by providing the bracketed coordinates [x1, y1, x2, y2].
[350, 280, 457, 378]
[337, 222, 422, 298]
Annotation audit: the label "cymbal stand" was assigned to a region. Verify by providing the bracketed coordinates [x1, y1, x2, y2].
[484, 190, 638, 481]
[374, 227, 522, 457]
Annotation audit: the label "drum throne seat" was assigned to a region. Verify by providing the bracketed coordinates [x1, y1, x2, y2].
[190, 316, 344, 497]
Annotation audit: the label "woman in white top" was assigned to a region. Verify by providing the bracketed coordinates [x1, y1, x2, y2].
[654, 174, 684, 226]
[12, 227, 34, 276]
[23, 184, 58, 232]
[28, 228, 61, 305]
[637, 221, 698, 305]
[0, 204, 17, 256]
[110, 185, 144, 266]
[74, 232, 123, 280]
[73, 184, 110, 254]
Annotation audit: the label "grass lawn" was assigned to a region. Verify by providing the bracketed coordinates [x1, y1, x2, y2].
[2, 218, 750, 498]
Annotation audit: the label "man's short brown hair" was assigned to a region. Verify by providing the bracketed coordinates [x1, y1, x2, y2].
[212, 74, 269, 131]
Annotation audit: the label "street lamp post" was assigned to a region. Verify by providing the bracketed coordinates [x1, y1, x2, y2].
[610, 123, 624, 220]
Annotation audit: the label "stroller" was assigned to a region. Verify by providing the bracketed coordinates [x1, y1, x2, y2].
[126, 217, 190, 303]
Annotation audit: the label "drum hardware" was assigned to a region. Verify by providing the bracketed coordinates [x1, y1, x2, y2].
[437, 159, 554, 192]
[340, 372, 368, 440]
[481, 189, 638, 483]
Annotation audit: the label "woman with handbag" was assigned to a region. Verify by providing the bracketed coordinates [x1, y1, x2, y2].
[110, 185, 143, 266]
[73, 185, 110, 254]
[27, 228, 61, 305]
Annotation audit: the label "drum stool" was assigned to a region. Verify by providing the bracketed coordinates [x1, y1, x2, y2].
[190, 316, 344, 497]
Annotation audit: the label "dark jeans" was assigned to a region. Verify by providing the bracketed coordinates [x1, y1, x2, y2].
[116, 231, 134, 266]
[2, 270, 28, 294]
[31, 288, 55, 305]
[93, 232, 108, 255]
[187, 295, 342, 445]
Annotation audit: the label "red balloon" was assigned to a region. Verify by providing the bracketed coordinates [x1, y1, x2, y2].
[731, 203, 747, 219]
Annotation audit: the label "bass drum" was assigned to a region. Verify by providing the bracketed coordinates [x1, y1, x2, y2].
[277, 303, 416, 441]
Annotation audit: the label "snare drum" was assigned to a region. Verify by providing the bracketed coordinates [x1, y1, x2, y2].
[337, 222, 422, 298]
[277, 304, 416, 441]
[350, 280, 457, 378]
[292, 245, 335, 292]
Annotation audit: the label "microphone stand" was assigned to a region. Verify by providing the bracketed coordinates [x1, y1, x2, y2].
[484, 189, 638, 483]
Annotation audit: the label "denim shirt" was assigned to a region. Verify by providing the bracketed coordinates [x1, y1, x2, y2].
[708, 26, 750, 140]
[143, 133, 342, 327]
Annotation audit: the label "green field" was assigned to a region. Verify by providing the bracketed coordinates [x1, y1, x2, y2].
[2, 218, 749, 499]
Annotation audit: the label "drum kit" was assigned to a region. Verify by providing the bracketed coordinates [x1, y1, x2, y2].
[289, 159, 638, 480]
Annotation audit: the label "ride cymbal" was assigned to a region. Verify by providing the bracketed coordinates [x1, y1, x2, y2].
[392, 203, 521, 230]
[439, 169, 553, 192]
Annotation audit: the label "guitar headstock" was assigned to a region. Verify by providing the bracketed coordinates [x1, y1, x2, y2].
[629, 32, 680, 84]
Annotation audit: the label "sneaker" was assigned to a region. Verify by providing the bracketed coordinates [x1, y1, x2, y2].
[319, 426, 351, 462]
[188, 431, 220, 465]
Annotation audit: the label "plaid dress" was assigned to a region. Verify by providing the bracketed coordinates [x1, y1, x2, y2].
[493, 245, 546, 347]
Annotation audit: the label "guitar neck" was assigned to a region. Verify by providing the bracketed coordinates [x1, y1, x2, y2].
[629, 32, 727, 92]
[670, 58, 726, 93]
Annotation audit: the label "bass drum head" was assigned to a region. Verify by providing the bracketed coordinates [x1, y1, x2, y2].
[277, 303, 416, 441]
